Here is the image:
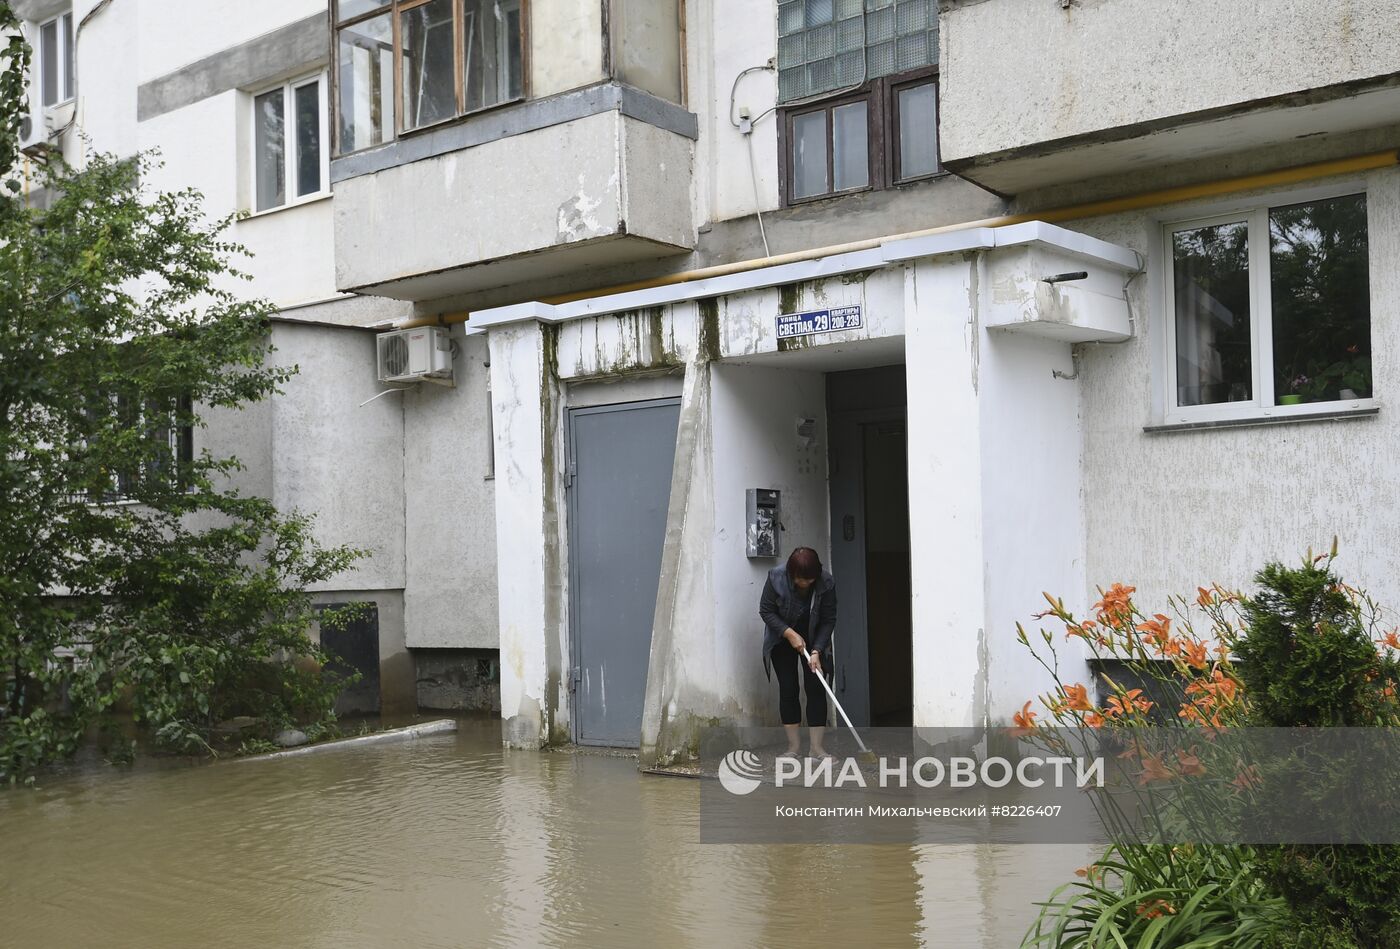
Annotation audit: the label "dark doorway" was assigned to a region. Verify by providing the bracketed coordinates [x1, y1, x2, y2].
[827, 366, 913, 727]
[319, 602, 381, 715]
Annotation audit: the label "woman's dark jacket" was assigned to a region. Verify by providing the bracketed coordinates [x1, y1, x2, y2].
[759, 565, 837, 680]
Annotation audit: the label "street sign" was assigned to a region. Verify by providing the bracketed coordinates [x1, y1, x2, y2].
[776, 304, 863, 340]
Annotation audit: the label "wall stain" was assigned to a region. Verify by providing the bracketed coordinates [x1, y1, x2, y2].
[538, 322, 567, 746]
[697, 298, 721, 363]
[778, 284, 801, 315]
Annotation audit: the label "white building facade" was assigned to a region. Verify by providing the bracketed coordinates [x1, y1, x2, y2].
[13, 0, 1400, 759]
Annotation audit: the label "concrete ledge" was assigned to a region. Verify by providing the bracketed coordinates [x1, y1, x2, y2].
[238, 718, 458, 761]
[137, 13, 328, 122]
[1144, 406, 1380, 434]
[331, 82, 699, 183]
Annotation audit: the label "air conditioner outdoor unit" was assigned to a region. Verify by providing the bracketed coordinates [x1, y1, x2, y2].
[18, 114, 48, 155]
[376, 326, 454, 384]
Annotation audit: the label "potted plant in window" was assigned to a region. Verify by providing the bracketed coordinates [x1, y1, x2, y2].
[1310, 353, 1370, 403]
[1279, 374, 1308, 406]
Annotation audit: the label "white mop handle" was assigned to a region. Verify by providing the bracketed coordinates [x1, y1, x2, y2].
[802, 648, 870, 754]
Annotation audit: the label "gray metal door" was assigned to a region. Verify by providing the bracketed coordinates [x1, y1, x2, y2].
[567, 398, 680, 746]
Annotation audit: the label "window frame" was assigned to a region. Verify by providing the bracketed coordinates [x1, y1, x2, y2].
[37, 9, 75, 109]
[1159, 182, 1375, 427]
[331, 0, 530, 157]
[247, 71, 331, 215]
[782, 86, 881, 206]
[889, 72, 940, 185]
[778, 66, 940, 208]
[75, 392, 195, 506]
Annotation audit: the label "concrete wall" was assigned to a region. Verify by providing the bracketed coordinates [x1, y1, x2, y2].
[489, 321, 573, 746]
[135, 1, 325, 84]
[332, 112, 695, 295]
[977, 311, 1089, 724]
[1072, 165, 1400, 615]
[403, 331, 499, 650]
[939, 0, 1400, 165]
[708, 363, 829, 702]
[612, 0, 684, 104]
[268, 323, 405, 594]
[529, 0, 607, 98]
[414, 648, 501, 712]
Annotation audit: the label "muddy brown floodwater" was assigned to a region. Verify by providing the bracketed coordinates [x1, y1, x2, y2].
[2, 717, 1091, 948]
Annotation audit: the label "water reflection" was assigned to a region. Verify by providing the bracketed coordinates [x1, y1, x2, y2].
[1, 718, 1089, 947]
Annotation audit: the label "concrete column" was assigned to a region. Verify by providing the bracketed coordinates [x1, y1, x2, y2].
[488, 321, 570, 748]
[904, 256, 990, 727]
[905, 251, 1090, 729]
[639, 357, 716, 767]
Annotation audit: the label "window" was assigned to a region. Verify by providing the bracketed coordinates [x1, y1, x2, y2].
[252, 75, 328, 212]
[781, 71, 937, 204]
[78, 393, 194, 503]
[1165, 190, 1372, 421]
[777, 0, 939, 205]
[333, 0, 525, 155]
[38, 10, 75, 108]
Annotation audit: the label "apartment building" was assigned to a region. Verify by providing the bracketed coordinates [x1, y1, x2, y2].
[13, 0, 1400, 764]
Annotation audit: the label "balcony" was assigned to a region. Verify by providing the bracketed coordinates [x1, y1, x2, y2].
[331, 83, 695, 300]
[938, 0, 1400, 194]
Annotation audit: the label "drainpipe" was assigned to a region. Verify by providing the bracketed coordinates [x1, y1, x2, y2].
[387, 148, 1399, 331]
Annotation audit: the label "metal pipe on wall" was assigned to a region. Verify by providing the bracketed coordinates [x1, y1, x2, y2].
[389, 148, 1400, 331]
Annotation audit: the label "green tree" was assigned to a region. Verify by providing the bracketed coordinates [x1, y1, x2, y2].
[1, 146, 363, 782]
[0, 1, 31, 186]
[1234, 556, 1400, 947]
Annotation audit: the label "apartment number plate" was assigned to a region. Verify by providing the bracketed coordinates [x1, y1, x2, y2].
[776, 305, 863, 340]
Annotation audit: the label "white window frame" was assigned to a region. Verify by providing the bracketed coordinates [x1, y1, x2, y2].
[37, 10, 75, 109]
[1159, 182, 1376, 427]
[246, 71, 331, 215]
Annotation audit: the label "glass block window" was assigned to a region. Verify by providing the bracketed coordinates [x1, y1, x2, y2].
[776, 0, 937, 103]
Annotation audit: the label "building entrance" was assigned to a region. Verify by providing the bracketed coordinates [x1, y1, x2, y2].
[827, 366, 913, 727]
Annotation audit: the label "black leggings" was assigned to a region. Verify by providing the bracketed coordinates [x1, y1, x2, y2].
[771, 644, 829, 726]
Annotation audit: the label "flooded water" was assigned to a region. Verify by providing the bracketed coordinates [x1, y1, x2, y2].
[2, 718, 1090, 947]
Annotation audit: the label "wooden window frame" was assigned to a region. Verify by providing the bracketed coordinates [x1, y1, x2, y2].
[778, 65, 941, 208]
[890, 72, 940, 185]
[331, 0, 531, 156]
[781, 86, 881, 206]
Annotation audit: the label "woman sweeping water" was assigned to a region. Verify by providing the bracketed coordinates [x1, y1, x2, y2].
[760, 546, 838, 759]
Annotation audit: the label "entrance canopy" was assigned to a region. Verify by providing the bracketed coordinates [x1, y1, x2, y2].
[472, 221, 1141, 760]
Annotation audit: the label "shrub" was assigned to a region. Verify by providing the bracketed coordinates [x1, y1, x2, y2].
[1015, 548, 1400, 947]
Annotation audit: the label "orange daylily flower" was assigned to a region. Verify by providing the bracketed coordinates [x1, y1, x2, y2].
[1196, 586, 1214, 608]
[1137, 899, 1176, 919]
[1176, 748, 1207, 778]
[1137, 753, 1173, 785]
[1093, 583, 1136, 626]
[1083, 712, 1105, 728]
[1011, 701, 1038, 735]
[1231, 764, 1262, 793]
[1182, 639, 1209, 670]
[1381, 630, 1400, 651]
[1062, 683, 1094, 712]
[1105, 688, 1154, 719]
[1136, 614, 1173, 651]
